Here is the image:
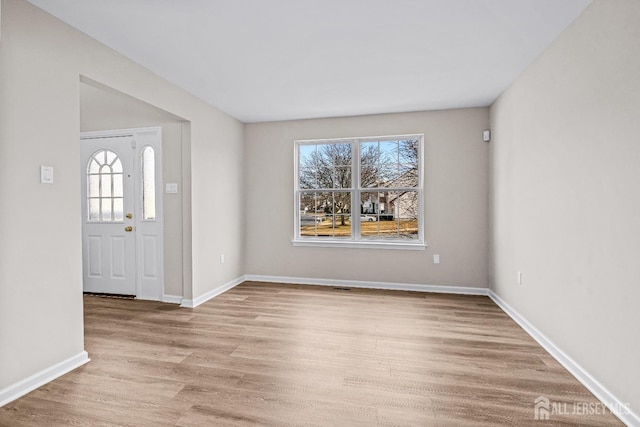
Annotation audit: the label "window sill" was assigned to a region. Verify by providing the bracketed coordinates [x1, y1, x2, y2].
[291, 239, 427, 251]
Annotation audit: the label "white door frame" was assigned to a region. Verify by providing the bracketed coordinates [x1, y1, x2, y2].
[80, 126, 165, 301]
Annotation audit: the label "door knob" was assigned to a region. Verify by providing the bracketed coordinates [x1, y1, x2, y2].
[126, 213, 133, 219]
[125, 226, 133, 232]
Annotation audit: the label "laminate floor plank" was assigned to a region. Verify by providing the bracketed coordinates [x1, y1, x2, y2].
[0, 281, 623, 426]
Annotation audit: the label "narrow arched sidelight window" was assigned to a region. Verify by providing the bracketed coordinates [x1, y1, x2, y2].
[87, 150, 124, 221]
[142, 146, 156, 220]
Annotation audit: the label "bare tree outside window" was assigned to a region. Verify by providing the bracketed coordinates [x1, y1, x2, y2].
[358, 138, 420, 238]
[300, 143, 350, 228]
[296, 135, 423, 244]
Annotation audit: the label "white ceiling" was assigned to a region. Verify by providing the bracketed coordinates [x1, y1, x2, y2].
[29, 0, 592, 123]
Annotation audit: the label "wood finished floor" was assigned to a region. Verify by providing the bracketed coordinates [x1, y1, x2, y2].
[0, 281, 622, 426]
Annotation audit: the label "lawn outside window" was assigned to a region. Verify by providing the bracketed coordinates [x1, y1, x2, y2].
[293, 134, 426, 250]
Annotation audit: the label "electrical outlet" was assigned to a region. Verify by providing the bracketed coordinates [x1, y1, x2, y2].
[433, 254, 440, 264]
[518, 271, 523, 285]
[220, 254, 225, 264]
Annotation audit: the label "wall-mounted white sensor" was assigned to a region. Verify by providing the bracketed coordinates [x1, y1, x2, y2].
[483, 130, 491, 142]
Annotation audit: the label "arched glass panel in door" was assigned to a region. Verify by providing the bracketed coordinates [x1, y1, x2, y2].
[87, 149, 124, 221]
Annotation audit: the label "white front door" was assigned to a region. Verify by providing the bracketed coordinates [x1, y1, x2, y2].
[80, 128, 164, 299]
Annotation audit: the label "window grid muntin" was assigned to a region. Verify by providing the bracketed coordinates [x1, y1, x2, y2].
[87, 149, 124, 222]
[299, 190, 353, 238]
[296, 135, 423, 245]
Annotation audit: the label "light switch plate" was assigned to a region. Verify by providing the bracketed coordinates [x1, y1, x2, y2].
[166, 183, 178, 193]
[40, 165, 54, 184]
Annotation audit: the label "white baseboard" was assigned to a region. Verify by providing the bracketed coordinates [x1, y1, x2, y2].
[488, 290, 639, 427]
[0, 351, 90, 407]
[162, 294, 183, 304]
[180, 275, 246, 308]
[244, 274, 489, 296]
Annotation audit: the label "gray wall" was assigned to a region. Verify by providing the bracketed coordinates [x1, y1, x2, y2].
[0, 0, 244, 390]
[245, 108, 490, 287]
[490, 0, 640, 412]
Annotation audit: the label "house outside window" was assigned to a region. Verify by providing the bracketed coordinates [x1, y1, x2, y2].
[293, 134, 425, 250]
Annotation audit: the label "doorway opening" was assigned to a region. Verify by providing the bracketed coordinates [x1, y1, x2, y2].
[80, 127, 164, 300]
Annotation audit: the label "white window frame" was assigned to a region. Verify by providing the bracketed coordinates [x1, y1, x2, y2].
[293, 134, 426, 250]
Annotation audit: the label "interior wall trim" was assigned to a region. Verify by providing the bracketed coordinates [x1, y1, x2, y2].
[180, 275, 246, 308]
[161, 294, 183, 304]
[488, 290, 638, 427]
[0, 351, 90, 408]
[244, 274, 488, 295]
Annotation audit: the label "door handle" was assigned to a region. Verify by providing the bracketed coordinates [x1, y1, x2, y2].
[125, 226, 133, 232]
[126, 213, 133, 219]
